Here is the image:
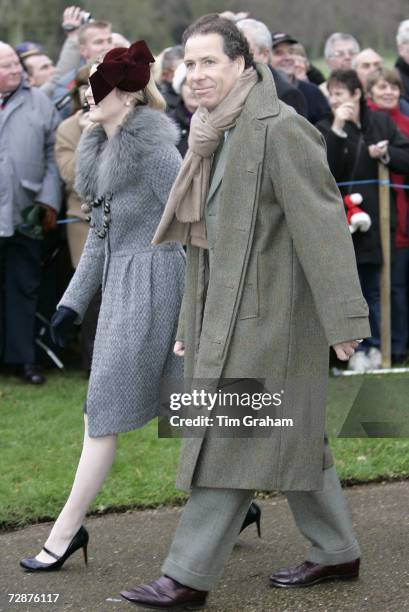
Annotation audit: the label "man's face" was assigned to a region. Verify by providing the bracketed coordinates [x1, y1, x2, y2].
[0, 46, 23, 93]
[161, 58, 183, 84]
[270, 42, 294, 78]
[80, 27, 114, 62]
[398, 41, 409, 64]
[24, 54, 55, 87]
[184, 33, 245, 111]
[240, 28, 270, 64]
[355, 50, 383, 87]
[327, 39, 358, 71]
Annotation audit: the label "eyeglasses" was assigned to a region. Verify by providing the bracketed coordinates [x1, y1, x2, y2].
[330, 50, 358, 58]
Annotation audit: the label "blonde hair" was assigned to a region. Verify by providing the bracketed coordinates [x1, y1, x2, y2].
[126, 74, 166, 111]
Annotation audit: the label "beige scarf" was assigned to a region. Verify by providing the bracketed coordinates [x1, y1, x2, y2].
[152, 67, 258, 248]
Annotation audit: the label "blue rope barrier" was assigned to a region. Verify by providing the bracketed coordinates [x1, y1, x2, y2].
[32, 178, 409, 227]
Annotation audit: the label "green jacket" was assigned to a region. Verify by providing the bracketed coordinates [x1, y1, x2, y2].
[166, 63, 370, 492]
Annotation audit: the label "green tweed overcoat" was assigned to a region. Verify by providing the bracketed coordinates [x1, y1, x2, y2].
[161, 63, 371, 492]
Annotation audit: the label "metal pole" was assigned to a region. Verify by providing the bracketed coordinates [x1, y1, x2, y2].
[378, 164, 391, 368]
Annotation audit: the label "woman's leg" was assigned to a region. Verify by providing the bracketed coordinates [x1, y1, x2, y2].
[36, 416, 117, 563]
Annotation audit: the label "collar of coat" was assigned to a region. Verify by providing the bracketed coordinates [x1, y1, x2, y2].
[74, 104, 179, 199]
[246, 62, 280, 119]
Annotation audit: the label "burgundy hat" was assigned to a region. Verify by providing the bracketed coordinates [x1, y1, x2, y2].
[90, 40, 155, 104]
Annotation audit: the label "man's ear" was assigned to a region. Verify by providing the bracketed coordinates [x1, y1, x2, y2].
[236, 55, 245, 74]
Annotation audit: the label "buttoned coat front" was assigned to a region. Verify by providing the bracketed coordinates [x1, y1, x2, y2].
[165, 64, 371, 492]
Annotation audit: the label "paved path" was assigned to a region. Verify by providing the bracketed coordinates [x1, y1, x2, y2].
[1, 481, 409, 612]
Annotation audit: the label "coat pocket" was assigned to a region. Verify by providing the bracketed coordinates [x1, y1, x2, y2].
[237, 252, 259, 320]
[345, 297, 369, 318]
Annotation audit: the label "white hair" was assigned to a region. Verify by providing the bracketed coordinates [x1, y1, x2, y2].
[236, 18, 272, 52]
[324, 33, 360, 59]
[397, 19, 409, 45]
[351, 48, 382, 69]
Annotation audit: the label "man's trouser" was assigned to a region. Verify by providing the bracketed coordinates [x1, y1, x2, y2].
[161, 465, 361, 591]
[0, 232, 43, 364]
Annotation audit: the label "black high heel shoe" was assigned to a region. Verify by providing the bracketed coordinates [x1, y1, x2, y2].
[240, 501, 261, 537]
[20, 526, 89, 572]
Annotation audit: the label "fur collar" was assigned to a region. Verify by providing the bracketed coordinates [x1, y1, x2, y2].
[75, 105, 179, 199]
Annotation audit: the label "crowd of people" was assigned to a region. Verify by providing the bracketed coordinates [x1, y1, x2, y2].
[1, 7, 409, 383]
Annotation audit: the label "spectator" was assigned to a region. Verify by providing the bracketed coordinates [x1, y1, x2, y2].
[285, 41, 325, 86]
[236, 19, 307, 116]
[352, 48, 383, 88]
[366, 68, 409, 363]
[0, 42, 61, 383]
[395, 19, 409, 102]
[21, 53, 55, 87]
[52, 19, 114, 118]
[290, 42, 310, 81]
[168, 63, 199, 157]
[270, 31, 331, 124]
[111, 33, 131, 48]
[316, 69, 409, 371]
[159, 45, 184, 111]
[320, 33, 360, 98]
[54, 64, 100, 372]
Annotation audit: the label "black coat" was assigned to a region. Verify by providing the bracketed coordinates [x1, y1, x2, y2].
[269, 67, 307, 117]
[316, 105, 409, 265]
[168, 100, 191, 158]
[395, 56, 409, 103]
[297, 79, 331, 125]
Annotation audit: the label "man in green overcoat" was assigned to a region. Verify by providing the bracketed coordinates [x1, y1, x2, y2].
[121, 14, 371, 609]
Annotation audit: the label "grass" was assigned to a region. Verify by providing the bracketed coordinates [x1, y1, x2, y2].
[1, 369, 409, 529]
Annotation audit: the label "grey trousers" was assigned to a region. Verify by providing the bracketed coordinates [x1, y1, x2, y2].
[162, 466, 361, 591]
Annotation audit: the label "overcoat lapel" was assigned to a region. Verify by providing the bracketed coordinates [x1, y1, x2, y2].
[194, 65, 280, 380]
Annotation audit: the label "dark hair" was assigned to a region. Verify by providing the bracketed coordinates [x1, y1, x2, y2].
[182, 13, 254, 69]
[327, 68, 364, 98]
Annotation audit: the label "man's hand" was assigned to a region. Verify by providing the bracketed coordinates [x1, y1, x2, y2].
[332, 339, 363, 361]
[62, 6, 85, 37]
[37, 204, 57, 232]
[174, 341, 185, 357]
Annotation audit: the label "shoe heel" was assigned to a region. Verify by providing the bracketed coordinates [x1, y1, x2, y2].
[256, 515, 261, 538]
[82, 543, 88, 566]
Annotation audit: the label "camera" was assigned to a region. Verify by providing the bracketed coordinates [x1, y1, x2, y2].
[81, 11, 93, 24]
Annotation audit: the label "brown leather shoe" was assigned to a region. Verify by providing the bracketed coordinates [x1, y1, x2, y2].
[120, 575, 208, 609]
[269, 558, 360, 588]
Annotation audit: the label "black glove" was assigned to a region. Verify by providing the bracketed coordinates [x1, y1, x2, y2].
[50, 306, 78, 347]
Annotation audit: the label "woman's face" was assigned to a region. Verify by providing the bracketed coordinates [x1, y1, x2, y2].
[181, 80, 199, 113]
[85, 65, 128, 124]
[328, 84, 360, 112]
[368, 78, 400, 110]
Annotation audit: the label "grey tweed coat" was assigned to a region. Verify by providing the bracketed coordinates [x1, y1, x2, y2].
[59, 106, 185, 436]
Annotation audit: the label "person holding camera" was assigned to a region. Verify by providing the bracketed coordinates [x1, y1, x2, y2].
[51, 8, 114, 118]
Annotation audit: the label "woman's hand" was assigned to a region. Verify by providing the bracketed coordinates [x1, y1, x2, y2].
[174, 341, 185, 357]
[332, 102, 355, 133]
[368, 140, 389, 159]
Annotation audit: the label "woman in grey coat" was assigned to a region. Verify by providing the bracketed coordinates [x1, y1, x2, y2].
[20, 41, 185, 571]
